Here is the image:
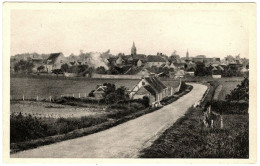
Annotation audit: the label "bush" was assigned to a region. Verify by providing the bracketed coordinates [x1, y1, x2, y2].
[210, 101, 248, 115]
[88, 90, 95, 97]
[10, 113, 48, 143]
[10, 112, 107, 143]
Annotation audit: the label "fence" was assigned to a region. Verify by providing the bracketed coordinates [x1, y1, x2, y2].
[10, 92, 90, 102]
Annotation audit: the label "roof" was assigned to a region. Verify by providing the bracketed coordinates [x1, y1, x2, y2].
[144, 76, 167, 93]
[132, 54, 147, 61]
[135, 86, 150, 95]
[175, 70, 185, 76]
[147, 55, 167, 62]
[47, 53, 63, 64]
[94, 85, 107, 94]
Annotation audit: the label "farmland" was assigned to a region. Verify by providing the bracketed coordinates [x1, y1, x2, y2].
[10, 76, 139, 100]
[10, 75, 180, 100]
[183, 76, 244, 101]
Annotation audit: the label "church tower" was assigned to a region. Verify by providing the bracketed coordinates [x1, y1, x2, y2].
[186, 49, 189, 59]
[131, 42, 137, 55]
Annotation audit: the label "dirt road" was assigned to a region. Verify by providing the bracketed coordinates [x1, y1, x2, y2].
[11, 83, 207, 158]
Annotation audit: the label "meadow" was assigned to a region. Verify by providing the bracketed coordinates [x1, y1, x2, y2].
[217, 80, 242, 100]
[10, 75, 180, 100]
[10, 76, 140, 100]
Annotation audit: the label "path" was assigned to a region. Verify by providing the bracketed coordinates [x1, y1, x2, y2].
[11, 83, 207, 158]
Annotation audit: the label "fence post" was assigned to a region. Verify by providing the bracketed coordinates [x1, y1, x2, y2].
[23, 94, 24, 101]
[36, 96, 38, 101]
[211, 120, 214, 128]
[50, 96, 52, 102]
[220, 116, 223, 129]
[85, 93, 87, 98]
[73, 93, 74, 97]
[79, 93, 80, 98]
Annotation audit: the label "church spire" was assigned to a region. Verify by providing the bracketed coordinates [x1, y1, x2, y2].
[131, 41, 137, 55]
[186, 49, 189, 58]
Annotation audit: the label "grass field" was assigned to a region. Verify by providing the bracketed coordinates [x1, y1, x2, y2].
[11, 101, 107, 118]
[10, 76, 140, 99]
[217, 81, 242, 100]
[183, 76, 244, 101]
[11, 75, 180, 100]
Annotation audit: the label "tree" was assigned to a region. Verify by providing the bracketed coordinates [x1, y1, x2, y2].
[52, 69, 63, 77]
[14, 60, 34, 73]
[195, 62, 208, 76]
[88, 90, 95, 97]
[225, 77, 249, 102]
[61, 63, 69, 72]
[101, 83, 129, 104]
[169, 50, 180, 63]
[95, 66, 107, 74]
[37, 65, 45, 72]
[195, 55, 206, 58]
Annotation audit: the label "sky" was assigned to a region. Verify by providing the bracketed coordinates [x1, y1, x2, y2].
[10, 4, 251, 58]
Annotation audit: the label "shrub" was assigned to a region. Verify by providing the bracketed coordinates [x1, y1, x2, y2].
[88, 90, 95, 97]
[10, 113, 48, 143]
[10, 113, 107, 143]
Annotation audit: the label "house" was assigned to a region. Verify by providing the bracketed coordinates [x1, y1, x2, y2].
[135, 59, 142, 67]
[174, 70, 185, 78]
[45, 53, 67, 73]
[212, 66, 222, 78]
[135, 68, 151, 77]
[129, 76, 181, 107]
[241, 67, 249, 73]
[115, 55, 124, 66]
[129, 76, 167, 106]
[186, 67, 195, 76]
[146, 55, 167, 67]
[131, 54, 147, 63]
[93, 85, 107, 99]
[192, 57, 220, 63]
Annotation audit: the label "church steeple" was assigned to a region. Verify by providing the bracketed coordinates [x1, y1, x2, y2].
[131, 42, 137, 55]
[186, 49, 189, 58]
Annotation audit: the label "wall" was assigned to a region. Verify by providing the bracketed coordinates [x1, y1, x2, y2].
[92, 74, 142, 79]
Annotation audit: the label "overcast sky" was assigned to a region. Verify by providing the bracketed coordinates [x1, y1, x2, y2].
[11, 4, 251, 58]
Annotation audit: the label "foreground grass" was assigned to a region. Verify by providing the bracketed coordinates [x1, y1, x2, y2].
[139, 105, 249, 158]
[140, 80, 249, 158]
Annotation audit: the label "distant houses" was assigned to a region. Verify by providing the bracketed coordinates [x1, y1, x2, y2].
[10, 42, 249, 78]
[146, 55, 167, 67]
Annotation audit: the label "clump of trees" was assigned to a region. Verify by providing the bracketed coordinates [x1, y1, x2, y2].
[102, 83, 129, 104]
[225, 77, 249, 102]
[95, 66, 107, 74]
[14, 60, 34, 73]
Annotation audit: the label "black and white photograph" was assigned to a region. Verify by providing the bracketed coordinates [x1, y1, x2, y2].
[2, 2, 257, 163]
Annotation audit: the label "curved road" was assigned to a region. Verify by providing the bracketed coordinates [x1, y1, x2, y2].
[11, 83, 207, 158]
